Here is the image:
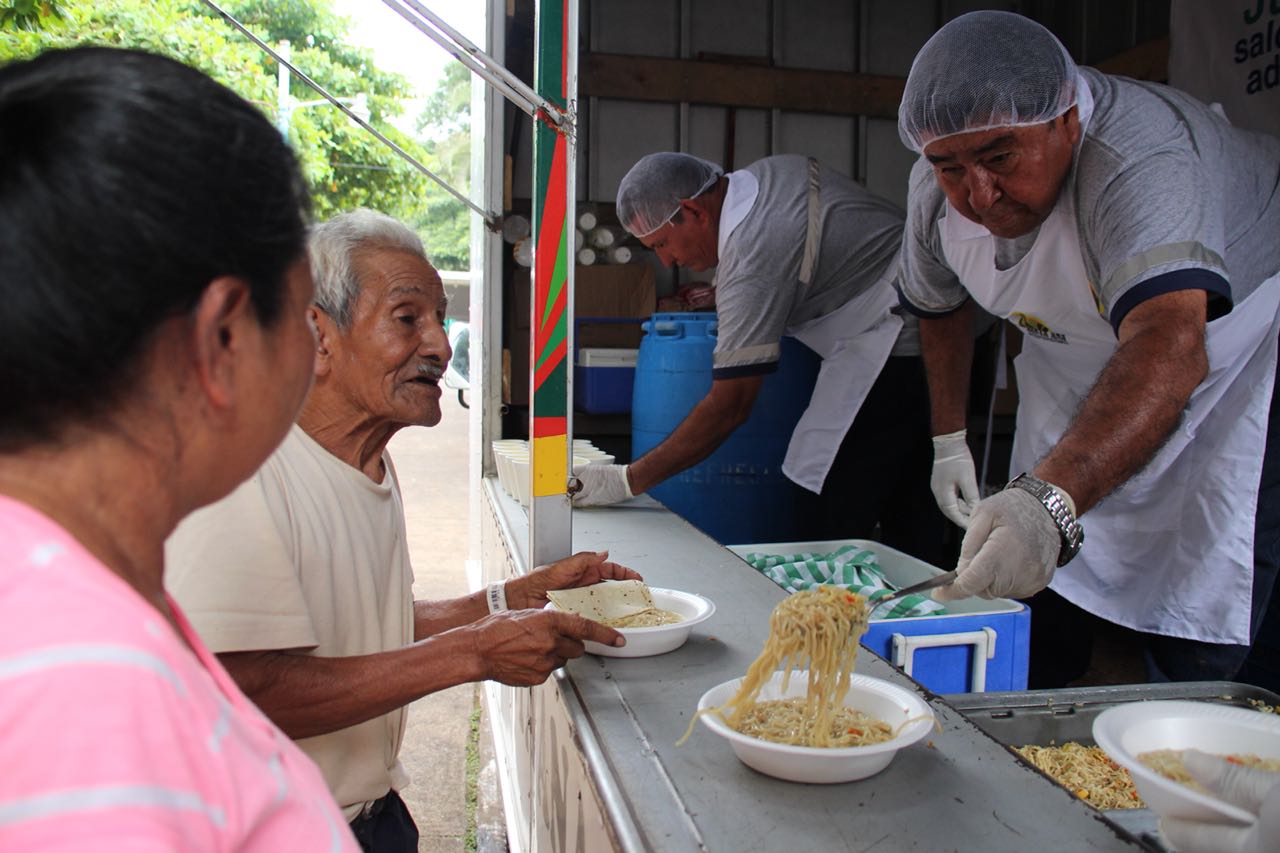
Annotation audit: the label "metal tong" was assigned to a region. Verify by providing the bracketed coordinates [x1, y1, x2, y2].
[878, 569, 958, 604]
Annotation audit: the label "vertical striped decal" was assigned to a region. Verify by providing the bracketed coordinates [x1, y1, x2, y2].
[530, 0, 569, 498]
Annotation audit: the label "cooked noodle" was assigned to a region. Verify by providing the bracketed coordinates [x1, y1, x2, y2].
[600, 607, 683, 628]
[1139, 748, 1280, 792]
[1015, 743, 1143, 809]
[680, 585, 894, 748]
[735, 698, 894, 747]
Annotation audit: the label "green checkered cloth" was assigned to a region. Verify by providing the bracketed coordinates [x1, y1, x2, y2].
[743, 545, 947, 619]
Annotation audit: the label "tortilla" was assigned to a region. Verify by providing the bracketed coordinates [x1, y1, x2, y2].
[547, 579, 656, 622]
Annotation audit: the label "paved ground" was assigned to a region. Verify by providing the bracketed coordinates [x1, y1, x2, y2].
[388, 389, 502, 853]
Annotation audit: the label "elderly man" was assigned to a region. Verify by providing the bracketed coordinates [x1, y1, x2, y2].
[166, 209, 634, 853]
[896, 11, 1280, 691]
[572, 152, 954, 567]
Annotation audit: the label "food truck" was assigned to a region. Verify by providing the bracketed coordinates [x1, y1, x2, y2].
[448, 2, 1280, 851]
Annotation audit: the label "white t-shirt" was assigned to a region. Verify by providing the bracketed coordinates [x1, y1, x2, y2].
[165, 425, 414, 821]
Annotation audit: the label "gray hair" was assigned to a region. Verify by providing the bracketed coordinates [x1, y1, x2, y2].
[308, 208, 428, 328]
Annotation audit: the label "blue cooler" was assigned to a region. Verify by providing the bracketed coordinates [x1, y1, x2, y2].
[575, 347, 637, 413]
[726, 538, 1031, 694]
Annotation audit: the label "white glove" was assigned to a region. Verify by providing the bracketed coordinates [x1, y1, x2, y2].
[935, 486, 1058, 601]
[1159, 749, 1280, 853]
[931, 430, 980, 529]
[570, 464, 634, 507]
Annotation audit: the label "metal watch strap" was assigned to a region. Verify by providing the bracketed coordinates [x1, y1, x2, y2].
[1006, 473, 1084, 567]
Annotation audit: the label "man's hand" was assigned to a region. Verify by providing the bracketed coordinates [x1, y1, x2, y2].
[469, 609, 625, 686]
[931, 429, 980, 528]
[1159, 750, 1280, 853]
[570, 463, 634, 506]
[935, 487, 1059, 601]
[506, 550, 642, 609]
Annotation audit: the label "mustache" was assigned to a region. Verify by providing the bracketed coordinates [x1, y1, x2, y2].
[416, 362, 445, 381]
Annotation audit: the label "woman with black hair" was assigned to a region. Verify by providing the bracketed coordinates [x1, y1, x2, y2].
[0, 47, 358, 850]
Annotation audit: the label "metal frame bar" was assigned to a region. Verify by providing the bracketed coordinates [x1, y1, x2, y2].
[381, 0, 568, 133]
[526, 0, 577, 566]
[200, 0, 498, 228]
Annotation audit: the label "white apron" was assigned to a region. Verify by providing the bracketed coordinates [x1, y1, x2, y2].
[781, 160, 903, 493]
[939, 183, 1280, 644]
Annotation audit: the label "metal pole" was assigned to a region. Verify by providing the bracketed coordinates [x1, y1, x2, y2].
[200, 0, 500, 229]
[380, 0, 567, 131]
[276, 40, 292, 138]
[527, 0, 576, 566]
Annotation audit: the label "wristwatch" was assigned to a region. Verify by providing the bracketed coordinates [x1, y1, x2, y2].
[1006, 473, 1084, 566]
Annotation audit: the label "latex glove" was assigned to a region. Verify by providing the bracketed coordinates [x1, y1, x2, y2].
[931, 430, 980, 529]
[1159, 749, 1280, 853]
[570, 463, 633, 507]
[506, 550, 643, 609]
[935, 486, 1058, 601]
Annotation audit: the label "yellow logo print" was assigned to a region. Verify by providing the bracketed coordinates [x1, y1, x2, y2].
[1011, 312, 1068, 344]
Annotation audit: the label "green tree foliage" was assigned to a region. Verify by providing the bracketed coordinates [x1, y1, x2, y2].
[0, 0, 67, 30]
[412, 59, 472, 272]
[0, 0, 448, 243]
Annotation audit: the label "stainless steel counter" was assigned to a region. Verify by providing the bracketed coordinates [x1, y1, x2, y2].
[481, 479, 1147, 852]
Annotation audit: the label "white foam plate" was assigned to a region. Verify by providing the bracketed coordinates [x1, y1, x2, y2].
[549, 587, 715, 657]
[696, 671, 934, 784]
[1093, 699, 1280, 824]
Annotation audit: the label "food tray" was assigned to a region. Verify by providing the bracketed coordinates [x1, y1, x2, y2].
[947, 681, 1279, 746]
[947, 681, 1280, 849]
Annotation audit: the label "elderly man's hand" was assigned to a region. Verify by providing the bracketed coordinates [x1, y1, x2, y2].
[470, 609, 624, 686]
[506, 550, 643, 609]
[935, 487, 1059, 601]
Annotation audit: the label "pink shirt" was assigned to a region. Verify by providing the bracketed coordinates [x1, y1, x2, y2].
[0, 496, 359, 851]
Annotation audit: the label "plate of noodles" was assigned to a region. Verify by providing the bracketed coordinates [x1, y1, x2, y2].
[681, 585, 933, 783]
[694, 670, 934, 783]
[546, 581, 715, 657]
[1093, 699, 1280, 824]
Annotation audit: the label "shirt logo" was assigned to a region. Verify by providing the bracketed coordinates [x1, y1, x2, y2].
[1011, 312, 1069, 344]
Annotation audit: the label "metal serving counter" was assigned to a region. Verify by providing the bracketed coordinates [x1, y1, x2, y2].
[480, 479, 1148, 852]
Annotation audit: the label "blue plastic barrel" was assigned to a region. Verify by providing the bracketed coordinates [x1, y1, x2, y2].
[631, 312, 821, 544]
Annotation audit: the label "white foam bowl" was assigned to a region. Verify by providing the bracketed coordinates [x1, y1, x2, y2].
[549, 587, 715, 657]
[1093, 699, 1280, 824]
[695, 671, 934, 784]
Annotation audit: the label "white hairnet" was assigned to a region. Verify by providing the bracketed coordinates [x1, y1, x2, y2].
[616, 153, 724, 238]
[898, 11, 1080, 153]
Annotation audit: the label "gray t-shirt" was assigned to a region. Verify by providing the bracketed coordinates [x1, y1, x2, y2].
[900, 68, 1280, 328]
[712, 155, 911, 377]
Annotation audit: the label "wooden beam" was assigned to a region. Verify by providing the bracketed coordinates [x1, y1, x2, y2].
[580, 52, 905, 118]
[581, 35, 1171, 116]
[1093, 35, 1169, 82]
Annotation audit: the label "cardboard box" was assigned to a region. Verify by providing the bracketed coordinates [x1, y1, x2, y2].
[505, 263, 656, 406]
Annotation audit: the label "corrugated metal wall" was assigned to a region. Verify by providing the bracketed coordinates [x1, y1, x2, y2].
[507, 0, 1169, 291]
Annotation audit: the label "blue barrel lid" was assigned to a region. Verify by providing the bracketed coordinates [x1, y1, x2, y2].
[641, 311, 718, 339]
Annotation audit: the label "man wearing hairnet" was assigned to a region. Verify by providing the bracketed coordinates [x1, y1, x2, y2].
[571, 151, 952, 566]
[896, 11, 1280, 692]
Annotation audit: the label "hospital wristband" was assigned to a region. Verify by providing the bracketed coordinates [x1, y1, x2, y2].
[486, 581, 509, 613]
